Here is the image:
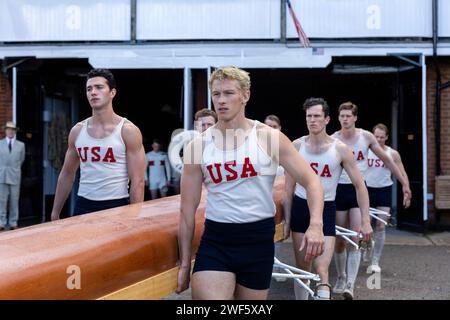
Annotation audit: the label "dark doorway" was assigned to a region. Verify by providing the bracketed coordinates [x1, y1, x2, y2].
[244, 56, 423, 231]
[396, 68, 424, 232]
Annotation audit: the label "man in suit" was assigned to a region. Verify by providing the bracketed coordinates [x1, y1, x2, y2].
[0, 121, 25, 230]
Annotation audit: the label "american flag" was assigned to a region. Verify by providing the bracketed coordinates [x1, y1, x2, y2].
[286, 0, 310, 48]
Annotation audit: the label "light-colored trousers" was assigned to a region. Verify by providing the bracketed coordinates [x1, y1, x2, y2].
[0, 183, 20, 228]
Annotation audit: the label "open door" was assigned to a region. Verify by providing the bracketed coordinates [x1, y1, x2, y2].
[42, 95, 74, 220]
[396, 62, 425, 232]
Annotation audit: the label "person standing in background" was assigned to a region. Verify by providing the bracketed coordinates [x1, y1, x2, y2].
[0, 121, 25, 230]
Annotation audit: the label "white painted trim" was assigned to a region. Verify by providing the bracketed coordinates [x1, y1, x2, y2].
[207, 67, 212, 110]
[421, 54, 428, 221]
[1, 42, 450, 69]
[183, 68, 193, 130]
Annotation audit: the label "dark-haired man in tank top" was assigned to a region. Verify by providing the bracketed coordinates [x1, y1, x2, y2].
[51, 68, 146, 220]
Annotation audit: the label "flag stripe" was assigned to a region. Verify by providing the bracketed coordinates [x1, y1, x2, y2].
[286, 0, 310, 48]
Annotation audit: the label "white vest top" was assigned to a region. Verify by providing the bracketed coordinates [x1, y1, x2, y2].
[295, 137, 343, 201]
[333, 130, 369, 184]
[366, 147, 394, 188]
[146, 151, 169, 183]
[75, 117, 129, 200]
[201, 121, 277, 223]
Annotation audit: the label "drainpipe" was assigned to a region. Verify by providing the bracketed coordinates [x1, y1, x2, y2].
[432, 0, 441, 176]
[280, 0, 286, 43]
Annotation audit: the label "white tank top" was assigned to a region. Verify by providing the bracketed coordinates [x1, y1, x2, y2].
[146, 151, 169, 183]
[366, 147, 394, 188]
[334, 130, 369, 184]
[295, 137, 343, 201]
[75, 117, 129, 200]
[201, 121, 277, 223]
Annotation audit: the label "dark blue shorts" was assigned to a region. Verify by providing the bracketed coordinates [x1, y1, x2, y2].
[368, 186, 392, 208]
[73, 196, 130, 216]
[193, 217, 275, 290]
[336, 183, 359, 211]
[290, 196, 336, 236]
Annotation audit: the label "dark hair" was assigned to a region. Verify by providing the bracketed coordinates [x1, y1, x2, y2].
[372, 123, 389, 136]
[195, 108, 218, 122]
[338, 101, 358, 116]
[152, 138, 161, 145]
[87, 68, 116, 90]
[264, 114, 281, 126]
[303, 97, 330, 117]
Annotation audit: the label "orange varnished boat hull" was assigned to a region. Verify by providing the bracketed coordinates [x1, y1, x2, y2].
[0, 176, 285, 299]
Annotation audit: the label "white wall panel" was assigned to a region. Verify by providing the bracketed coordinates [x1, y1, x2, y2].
[137, 0, 280, 40]
[439, 0, 450, 37]
[287, 0, 432, 38]
[0, 0, 130, 41]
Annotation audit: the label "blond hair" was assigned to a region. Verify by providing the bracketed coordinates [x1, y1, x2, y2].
[209, 66, 251, 93]
[338, 101, 358, 116]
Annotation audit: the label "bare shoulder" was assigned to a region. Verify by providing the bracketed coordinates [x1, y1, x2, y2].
[256, 120, 281, 143]
[292, 137, 303, 149]
[256, 121, 275, 136]
[335, 139, 352, 156]
[389, 147, 401, 159]
[361, 128, 374, 139]
[360, 128, 376, 145]
[68, 121, 84, 143]
[183, 134, 204, 168]
[121, 120, 143, 147]
[330, 130, 340, 138]
[122, 119, 141, 134]
[71, 121, 84, 134]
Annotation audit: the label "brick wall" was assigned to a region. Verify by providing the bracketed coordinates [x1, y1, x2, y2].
[427, 57, 450, 226]
[0, 71, 12, 139]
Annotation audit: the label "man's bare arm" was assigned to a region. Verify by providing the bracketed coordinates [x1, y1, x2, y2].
[364, 130, 411, 204]
[392, 149, 411, 208]
[278, 131, 324, 262]
[176, 139, 203, 293]
[339, 142, 372, 241]
[123, 122, 146, 204]
[51, 125, 81, 220]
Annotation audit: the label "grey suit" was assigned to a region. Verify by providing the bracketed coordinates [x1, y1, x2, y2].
[0, 138, 25, 228]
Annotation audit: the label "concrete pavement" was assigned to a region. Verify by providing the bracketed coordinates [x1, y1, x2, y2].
[166, 227, 450, 300]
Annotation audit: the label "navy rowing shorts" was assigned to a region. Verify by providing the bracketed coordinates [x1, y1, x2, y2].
[73, 196, 130, 216]
[335, 183, 359, 211]
[193, 217, 275, 290]
[368, 185, 392, 208]
[290, 195, 336, 236]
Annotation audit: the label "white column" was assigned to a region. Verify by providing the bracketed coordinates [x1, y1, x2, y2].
[421, 54, 428, 222]
[207, 66, 212, 110]
[183, 68, 193, 130]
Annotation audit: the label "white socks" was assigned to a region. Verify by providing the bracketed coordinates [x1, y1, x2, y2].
[294, 280, 310, 300]
[334, 250, 347, 279]
[316, 289, 331, 300]
[372, 230, 386, 266]
[346, 250, 361, 287]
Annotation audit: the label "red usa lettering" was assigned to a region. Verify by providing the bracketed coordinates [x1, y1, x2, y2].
[206, 157, 257, 184]
[368, 158, 384, 168]
[310, 162, 332, 177]
[352, 150, 365, 161]
[77, 146, 117, 163]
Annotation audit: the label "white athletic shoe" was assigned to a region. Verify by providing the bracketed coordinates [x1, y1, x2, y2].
[332, 276, 346, 294]
[342, 283, 354, 300]
[367, 264, 381, 273]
